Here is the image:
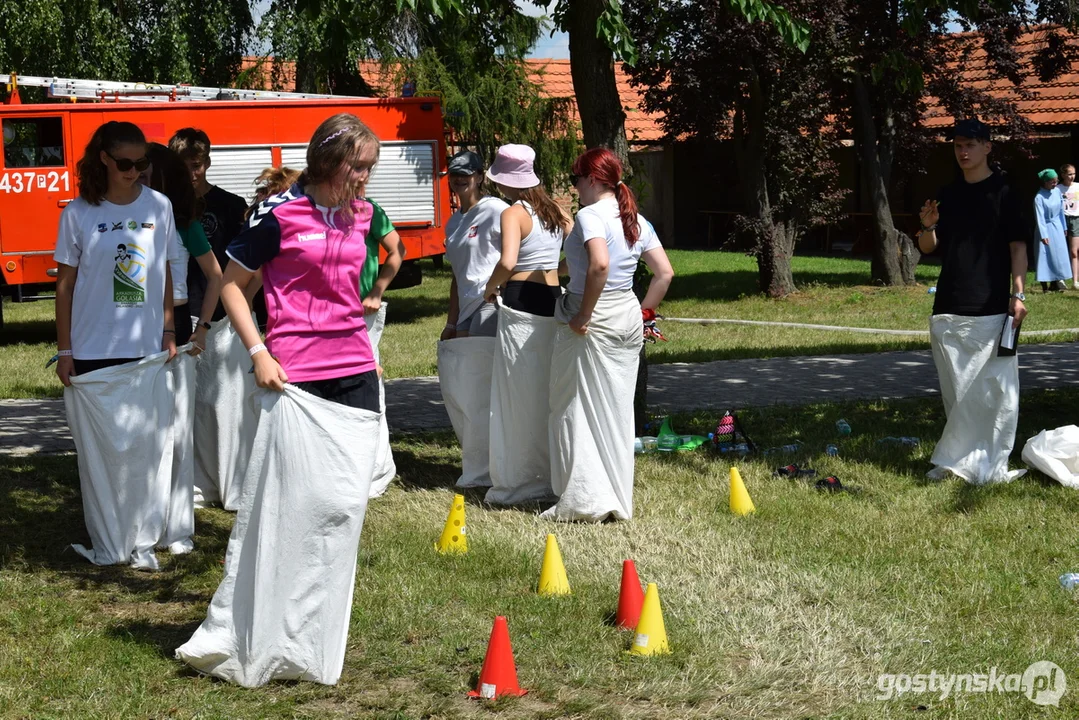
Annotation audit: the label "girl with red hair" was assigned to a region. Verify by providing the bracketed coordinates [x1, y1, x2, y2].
[543, 148, 674, 522]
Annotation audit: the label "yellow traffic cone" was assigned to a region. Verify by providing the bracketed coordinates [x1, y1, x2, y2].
[629, 582, 670, 656]
[537, 534, 571, 595]
[435, 493, 468, 554]
[729, 466, 756, 516]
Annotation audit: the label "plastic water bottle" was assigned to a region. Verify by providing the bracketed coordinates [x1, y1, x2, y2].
[634, 436, 657, 454]
[719, 443, 750, 456]
[826, 444, 839, 457]
[1060, 573, 1079, 590]
[657, 434, 681, 452]
[836, 419, 851, 435]
[928, 286, 937, 295]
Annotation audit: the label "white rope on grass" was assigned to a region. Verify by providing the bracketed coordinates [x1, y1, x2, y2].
[662, 316, 1079, 338]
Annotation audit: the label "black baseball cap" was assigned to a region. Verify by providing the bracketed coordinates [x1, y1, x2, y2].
[448, 150, 483, 175]
[949, 118, 991, 141]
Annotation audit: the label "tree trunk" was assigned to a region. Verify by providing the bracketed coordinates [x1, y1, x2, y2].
[732, 66, 796, 297]
[851, 75, 915, 285]
[566, 0, 630, 166]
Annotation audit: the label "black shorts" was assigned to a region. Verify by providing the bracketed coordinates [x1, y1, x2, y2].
[73, 357, 142, 375]
[293, 369, 380, 412]
[501, 281, 562, 317]
[173, 302, 193, 345]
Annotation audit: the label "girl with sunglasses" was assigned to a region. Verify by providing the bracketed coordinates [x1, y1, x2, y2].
[52, 120, 184, 568]
[54, 121, 181, 383]
[543, 147, 674, 523]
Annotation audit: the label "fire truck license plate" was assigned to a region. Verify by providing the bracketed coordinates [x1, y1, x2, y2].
[0, 170, 71, 194]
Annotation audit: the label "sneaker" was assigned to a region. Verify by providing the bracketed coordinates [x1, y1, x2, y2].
[815, 475, 844, 492]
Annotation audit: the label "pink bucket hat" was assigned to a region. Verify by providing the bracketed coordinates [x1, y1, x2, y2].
[486, 144, 540, 189]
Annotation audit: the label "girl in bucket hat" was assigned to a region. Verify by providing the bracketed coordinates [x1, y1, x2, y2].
[441, 150, 510, 338]
[483, 144, 569, 316]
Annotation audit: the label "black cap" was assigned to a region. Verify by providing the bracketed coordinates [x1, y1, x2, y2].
[448, 150, 483, 176]
[950, 118, 991, 141]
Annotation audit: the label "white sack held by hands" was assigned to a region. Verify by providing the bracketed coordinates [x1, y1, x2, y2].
[65, 350, 176, 570]
[367, 302, 397, 498]
[543, 289, 641, 522]
[928, 314, 1026, 484]
[1022, 426, 1079, 489]
[437, 336, 496, 489]
[193, 317, 258, 510]
[487, 299, 557, 505]
[176, 385, 380, 687]
[160, 350, 195, 554]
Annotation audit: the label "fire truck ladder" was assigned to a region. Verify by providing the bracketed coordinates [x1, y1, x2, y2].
[4, 74, 368, 102]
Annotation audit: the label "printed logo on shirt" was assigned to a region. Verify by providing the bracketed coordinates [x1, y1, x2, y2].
[200, 211, 219, 237]
[141, 222, 155, 229]
[112, 222, 124, 231]
[298, 231, 327, 243]
[96, 223, 108, 233]
[468, 225, 479, 239]
[126, 220, 138, 231]
[113, 242, 147, 306]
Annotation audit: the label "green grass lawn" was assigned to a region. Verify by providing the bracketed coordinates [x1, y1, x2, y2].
[4, 251, 1079, 398]
[3, 389, 1079, 718]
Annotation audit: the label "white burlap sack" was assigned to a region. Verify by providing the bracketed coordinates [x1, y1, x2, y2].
[1022, 426, 1079, 489]
[929, 314, 1026, 484]
[367, 302, 397, 498]
[486, 300, 557, 505]
[543, 290, 641, 522]
[66, 351, 176, 570]
[160, 351, 195, 554]
[193, 318, 257, 510]
[437, 336, 496, 489]
[176, 386, 380, 687]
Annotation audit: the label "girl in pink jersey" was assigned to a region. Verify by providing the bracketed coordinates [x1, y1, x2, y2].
[218, 114, 383, 409]
[177, 114, 389, 686]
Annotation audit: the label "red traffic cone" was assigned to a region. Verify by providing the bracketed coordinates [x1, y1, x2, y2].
[467, 616, 528, 699]
[615, 559, 645, 629]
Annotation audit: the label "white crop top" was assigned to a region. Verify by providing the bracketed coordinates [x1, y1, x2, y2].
[512, 201, 563, 271]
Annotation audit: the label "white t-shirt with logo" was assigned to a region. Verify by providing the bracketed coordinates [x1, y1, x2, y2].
[53, 187, 182, 360]
[564, 196, 661, 295]
[1060, 182, 1079, 218]
[444, 196, 510, 322]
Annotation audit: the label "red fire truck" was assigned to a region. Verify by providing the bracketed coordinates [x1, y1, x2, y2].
[0, 74, 451, 328]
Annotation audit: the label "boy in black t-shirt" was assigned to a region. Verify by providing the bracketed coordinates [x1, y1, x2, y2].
[915, 118, 1029, 484]
[169, 128, 263, 324]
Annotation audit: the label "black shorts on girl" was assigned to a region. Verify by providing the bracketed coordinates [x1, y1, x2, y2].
[293, 369, 380, 412]
[501, 281, 562, 317]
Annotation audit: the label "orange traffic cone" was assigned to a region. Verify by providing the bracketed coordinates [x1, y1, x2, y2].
[467, 616, 528, 699]
[615, 559, 645, 630]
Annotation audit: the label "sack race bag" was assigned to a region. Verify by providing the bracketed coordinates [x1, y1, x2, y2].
[1022, 426, 1079, 489]
[928, 314, 1026, 484]
[193, 318, 258, 510]
[160, 350, 196, 554]
[487, 300, 557, 505]
[65, 351, 176, 570]
[366, 302, 397, 499]
[437, 336, 496, 489]
[543, 290, 641, 522]
[176, 386, 380, 687]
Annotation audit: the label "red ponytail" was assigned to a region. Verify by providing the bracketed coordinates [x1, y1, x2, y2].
[572, 147, 640, 246]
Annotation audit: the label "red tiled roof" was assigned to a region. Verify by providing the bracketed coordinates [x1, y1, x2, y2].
[239, 56, 664, 143]
[924, 27, 1079, 128]
[524, 59, 664, 143]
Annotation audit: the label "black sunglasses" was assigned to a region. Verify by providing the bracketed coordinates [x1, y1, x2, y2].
[107, 152, 151, 172]
[570, 173, 581, 185]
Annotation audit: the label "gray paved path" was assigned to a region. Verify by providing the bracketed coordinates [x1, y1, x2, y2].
[3, 343, 1079, 456]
